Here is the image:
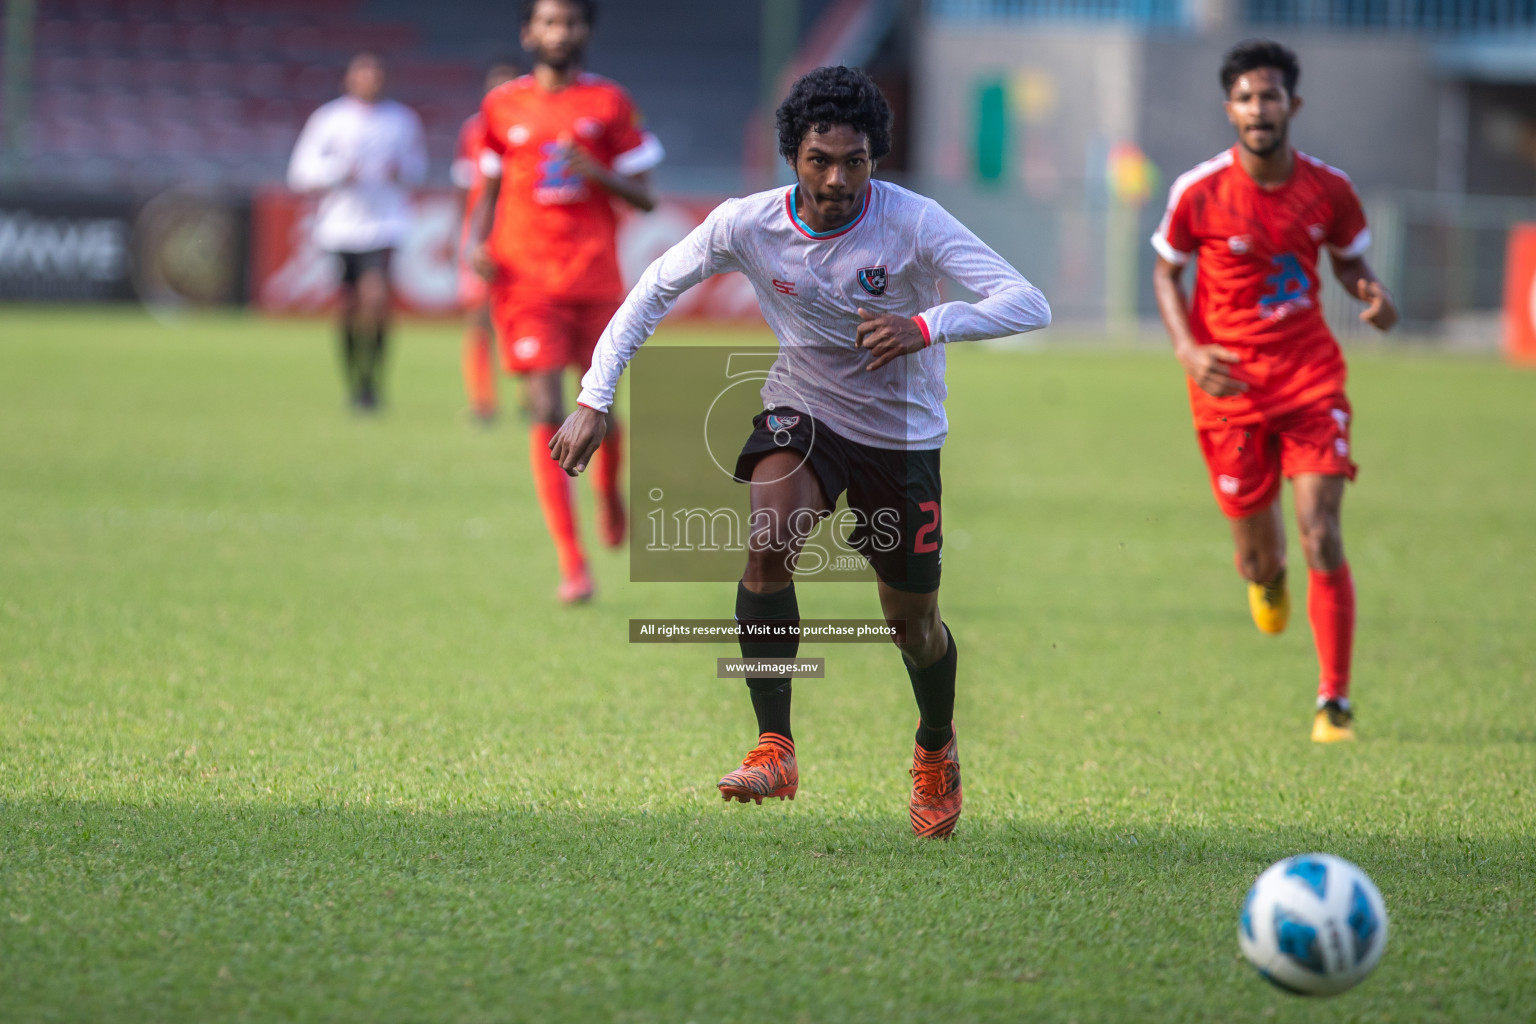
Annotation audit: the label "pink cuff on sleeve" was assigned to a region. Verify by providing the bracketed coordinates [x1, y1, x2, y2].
[913, 315, 932, 347]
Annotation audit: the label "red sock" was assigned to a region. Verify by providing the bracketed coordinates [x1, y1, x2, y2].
[591, 418, 624, 501]
[528, 425, 585, 578]
[462, 326, 496, 414]
[1308, 563, 1355, 704]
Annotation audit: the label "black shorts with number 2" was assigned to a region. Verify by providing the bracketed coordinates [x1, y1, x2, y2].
[734, 407, 942, 593]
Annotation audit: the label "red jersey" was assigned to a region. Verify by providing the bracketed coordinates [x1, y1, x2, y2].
[480, 73, 663, 301]
[1152, 147, 1370, 427]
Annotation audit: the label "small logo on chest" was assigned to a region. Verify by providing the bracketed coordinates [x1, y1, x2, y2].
[772, 278, 797, 295]
[857, 265, 888, 296]
[1227, 235, 1251, 254]
[1307, 224, 1326, 242]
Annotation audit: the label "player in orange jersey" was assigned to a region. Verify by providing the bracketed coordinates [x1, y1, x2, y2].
[472, 0, 663, 603]
[452, 56, 521, 423]
[1152, 39, 1397, 743]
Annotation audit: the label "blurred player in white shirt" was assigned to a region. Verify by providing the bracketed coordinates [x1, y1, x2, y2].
[551, 67, 1051, 838]
[288, 53, 428, 411]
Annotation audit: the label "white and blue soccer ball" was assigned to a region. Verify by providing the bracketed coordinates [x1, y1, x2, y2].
[1238, 853, 1389, 996]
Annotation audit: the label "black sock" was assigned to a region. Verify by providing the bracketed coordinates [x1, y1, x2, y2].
[736, 580, 799, 741]
[361, 327, 387, 404]
[906, 623, 956, 752]
[341, 327, 362, 401]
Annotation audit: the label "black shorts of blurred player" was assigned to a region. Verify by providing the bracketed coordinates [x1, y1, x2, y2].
[336, 247, 394, 411]
[734, 407, 942, 594]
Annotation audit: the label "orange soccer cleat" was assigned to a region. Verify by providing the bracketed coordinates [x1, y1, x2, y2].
[718, 733, 797, 804]
[557, 567, 594, 605]
[909, 724, 962, 839]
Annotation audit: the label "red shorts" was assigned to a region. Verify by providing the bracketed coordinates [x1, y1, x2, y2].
[489, 285, 619, 376]
[1197, 394, 1358, 519]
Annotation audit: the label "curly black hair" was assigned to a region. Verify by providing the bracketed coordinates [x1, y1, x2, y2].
[1220, 39, 1299, 97]
[520, 0, 595, 27]
[775, 66, 893, 163]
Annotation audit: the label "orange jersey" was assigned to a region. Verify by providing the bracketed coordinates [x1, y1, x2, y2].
[480, 74, 662, 301]
[1152, 147, 1370, 427]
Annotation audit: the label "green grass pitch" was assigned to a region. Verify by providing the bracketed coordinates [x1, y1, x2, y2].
[1, 309, 1533, 1022]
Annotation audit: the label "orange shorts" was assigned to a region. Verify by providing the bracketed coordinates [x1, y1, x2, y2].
[1197, 394, 1358, 519]
[489, 285, 619, 376]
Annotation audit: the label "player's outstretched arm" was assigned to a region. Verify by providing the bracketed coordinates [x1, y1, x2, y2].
[565, 202, 743, 449]
[1153, 256, 1247, 397]
[1331, 255, 1398, 332]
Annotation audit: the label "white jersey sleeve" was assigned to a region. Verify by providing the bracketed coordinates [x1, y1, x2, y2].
[576, 201, 743, 412]
[287, 105, 349, 192]
[913, 201, 1051, 344]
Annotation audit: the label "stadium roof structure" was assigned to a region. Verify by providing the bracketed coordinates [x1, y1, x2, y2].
[1434, 33, 1536, 81]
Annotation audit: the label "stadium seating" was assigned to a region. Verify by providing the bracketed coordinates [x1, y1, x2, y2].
[10, 0, 838, 193]
[15, 0, 474, 190]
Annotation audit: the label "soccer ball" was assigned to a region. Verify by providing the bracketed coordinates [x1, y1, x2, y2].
[1238, 853, 1388, 996]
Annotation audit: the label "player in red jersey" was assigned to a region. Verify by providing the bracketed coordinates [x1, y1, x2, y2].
[472, 0, 663, 603]
[1151, 39, 1398, 742]
[452, 57, 521, 423]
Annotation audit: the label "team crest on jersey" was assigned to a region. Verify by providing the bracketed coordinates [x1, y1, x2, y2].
[857, 265, 888, 296]
[508, 124, 530, 145]
[766, 413, 800, 432]
[575, 117, 603, 139]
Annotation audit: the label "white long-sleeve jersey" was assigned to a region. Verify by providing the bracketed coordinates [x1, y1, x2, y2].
[287, 96, 428, 253]
[578, 180, 1050, 449]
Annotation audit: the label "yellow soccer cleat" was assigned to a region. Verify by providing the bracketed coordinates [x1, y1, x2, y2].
[1312, 700, 1356, 743]
[1248, 569, 1290, 635]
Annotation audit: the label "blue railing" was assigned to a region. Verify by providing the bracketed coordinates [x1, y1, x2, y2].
[928, 0, 1536, 29]
[1246, 0, 1536, 30]
[926, 0, 1186, 26]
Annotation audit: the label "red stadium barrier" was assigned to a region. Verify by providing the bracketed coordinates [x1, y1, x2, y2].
[249, 189, 763, 323]
[1504, 224, 1536, 365]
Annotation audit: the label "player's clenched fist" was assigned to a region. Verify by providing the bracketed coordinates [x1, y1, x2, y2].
[855, 308, 927, 372]
[549, 405, 608, 476]
[1355, 279, 1398, 332]
[1176, 342, 1249, 398]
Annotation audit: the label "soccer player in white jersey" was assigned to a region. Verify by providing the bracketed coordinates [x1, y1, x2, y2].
[288, 53, 428, 411]
[550, 67, 1051, 838]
